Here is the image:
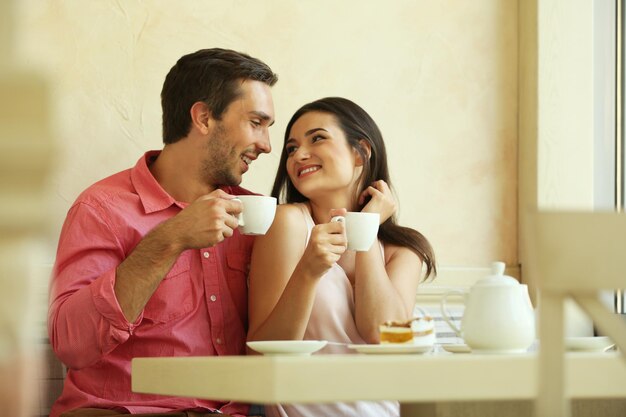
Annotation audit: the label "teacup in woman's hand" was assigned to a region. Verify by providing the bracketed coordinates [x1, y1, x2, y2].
[331, 212, 379, 251]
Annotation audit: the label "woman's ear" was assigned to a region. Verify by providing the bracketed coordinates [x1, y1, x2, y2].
[190, 101, 212, 135]
[354, 139, 372, 167]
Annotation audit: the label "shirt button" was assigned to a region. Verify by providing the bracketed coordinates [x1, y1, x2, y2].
[210, 294, 217, 302]
[203, 251, 210, 258]
[216, 338, 222, 345]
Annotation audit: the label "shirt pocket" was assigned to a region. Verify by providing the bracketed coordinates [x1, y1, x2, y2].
[225, 249, 249, 326]
[225, 249, 249, 280]
[142, 251, 194, 324]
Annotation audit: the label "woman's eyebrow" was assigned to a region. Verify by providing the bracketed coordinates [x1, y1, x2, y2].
[304, 127, 328, 136]
[287, 127, 330, 144]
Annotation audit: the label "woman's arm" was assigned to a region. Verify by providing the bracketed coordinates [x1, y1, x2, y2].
[353, 244, 422, 343]
[247, 204, 346, 341]
[353, 179, 423, 343]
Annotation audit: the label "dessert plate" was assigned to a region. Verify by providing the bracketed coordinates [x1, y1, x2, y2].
[441, 343, 471, 354]
[348, 344, 433, 354]
[565, 336, 614, 352]
[247, 340, 327, 356]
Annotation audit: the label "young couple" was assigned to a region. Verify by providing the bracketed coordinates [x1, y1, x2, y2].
[49, 48, 435, 417]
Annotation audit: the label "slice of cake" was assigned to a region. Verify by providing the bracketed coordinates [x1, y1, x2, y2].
[379, 307, 435, 345]
[379, 320, 414, 344]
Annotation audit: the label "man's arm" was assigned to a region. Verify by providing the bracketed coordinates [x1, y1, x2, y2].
[114, 190, 241, 322]
[114, 220, 184, 323]
[49, 189, 241, 369]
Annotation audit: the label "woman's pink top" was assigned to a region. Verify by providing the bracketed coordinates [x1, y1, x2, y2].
[264, 203, 399, 417]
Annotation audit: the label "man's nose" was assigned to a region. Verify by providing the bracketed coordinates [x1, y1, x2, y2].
[256, 132, 272, 154]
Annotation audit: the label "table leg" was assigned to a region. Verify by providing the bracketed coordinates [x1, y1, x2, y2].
[399, 402, 436, 417]
[400, 401, 534, 417]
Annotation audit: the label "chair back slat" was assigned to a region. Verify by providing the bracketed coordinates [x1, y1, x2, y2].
[526, 212, 626, 291]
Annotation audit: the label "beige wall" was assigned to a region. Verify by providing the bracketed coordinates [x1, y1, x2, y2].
[519, 0, 598, 266]
[14, 0, 519, 274]
[519, 0, 602, 335]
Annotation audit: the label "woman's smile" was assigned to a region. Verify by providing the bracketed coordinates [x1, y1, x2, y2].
[297, 164, 321, 177]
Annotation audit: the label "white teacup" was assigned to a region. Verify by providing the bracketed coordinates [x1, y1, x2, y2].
[331, 212, 380, 251]
[233, 195, 277, 235]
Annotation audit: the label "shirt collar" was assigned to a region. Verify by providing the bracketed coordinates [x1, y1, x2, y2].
[131, 150, 183, 214]
[131, 150, 247, 214]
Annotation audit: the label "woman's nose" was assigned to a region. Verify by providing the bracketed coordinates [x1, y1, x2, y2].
[293, 146, 310, 161]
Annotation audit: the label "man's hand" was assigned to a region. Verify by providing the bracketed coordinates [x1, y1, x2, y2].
[165, 189, 243, 249]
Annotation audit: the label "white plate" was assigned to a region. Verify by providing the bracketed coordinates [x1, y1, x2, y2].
[565, 336, 614, 352]
[442, 343, 471, 354]
[247, 340, 327, 356]
[348, 344, 433, 354]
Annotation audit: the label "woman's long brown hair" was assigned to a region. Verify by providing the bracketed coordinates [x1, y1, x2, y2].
[271, 97, 436, 280]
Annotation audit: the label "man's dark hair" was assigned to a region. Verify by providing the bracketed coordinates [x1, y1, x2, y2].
[161, 48, 278, 144]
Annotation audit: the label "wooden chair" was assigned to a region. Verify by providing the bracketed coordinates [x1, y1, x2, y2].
[524, 211, 626, 417]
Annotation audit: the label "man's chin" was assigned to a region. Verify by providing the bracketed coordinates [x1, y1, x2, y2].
[224, 174, 243, 187]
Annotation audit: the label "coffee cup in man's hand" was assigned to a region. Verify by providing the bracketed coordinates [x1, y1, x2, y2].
[232, 196, 277, 235]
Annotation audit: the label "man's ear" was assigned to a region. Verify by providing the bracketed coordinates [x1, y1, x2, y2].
[190, 101, 213, 135]
[354, 139, 372, 167]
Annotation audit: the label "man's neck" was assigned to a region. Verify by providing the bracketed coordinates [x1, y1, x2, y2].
[150, 141, 217, 203]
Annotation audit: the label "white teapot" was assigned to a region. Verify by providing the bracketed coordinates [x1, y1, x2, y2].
[440, 261, 535, 353]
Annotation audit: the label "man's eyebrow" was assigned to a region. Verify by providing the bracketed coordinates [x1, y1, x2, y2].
[249, 111, 275, 126]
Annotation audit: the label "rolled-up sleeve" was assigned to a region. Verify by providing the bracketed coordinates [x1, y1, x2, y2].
[48, 202, 142, 369]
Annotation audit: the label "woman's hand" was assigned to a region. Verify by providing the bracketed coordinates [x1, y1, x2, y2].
[298, 208, 347, 278]
[358, 180, 397, 224]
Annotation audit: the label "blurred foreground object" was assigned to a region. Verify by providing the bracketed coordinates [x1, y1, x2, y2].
[0, 0, 55, 414]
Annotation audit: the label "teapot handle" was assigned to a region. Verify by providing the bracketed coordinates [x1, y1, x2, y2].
[440, 290, 465, 338]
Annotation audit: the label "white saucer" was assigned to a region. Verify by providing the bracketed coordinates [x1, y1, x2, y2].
[348, 344, 433, 354]
[441, 343, 471, 354]
[247, 340, 327, 356]
[565, 336, 614, 352]
[470, 348, 528, 354]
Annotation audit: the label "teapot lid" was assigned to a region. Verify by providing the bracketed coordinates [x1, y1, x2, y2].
[476, 261, 519, 286]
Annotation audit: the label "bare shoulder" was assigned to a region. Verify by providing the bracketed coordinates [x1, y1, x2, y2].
[254, 203, 308, 250]
[269, 204, 307, 234]
[274, 203, 307, 225]
[383, 243, 422, 266]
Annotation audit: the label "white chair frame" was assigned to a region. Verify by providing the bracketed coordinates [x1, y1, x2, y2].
[525, 211, 626, 417]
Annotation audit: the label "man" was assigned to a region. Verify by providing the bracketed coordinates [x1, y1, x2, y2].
[48, 48, 277, 417]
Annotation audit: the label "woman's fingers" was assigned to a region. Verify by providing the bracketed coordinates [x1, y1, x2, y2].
[359, 180, 390, 204]
[310, 222, 347, 252]
[360, 180, 397, 223]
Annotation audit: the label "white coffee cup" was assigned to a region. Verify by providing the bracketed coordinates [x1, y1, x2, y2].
[232, 196, 277, 235]
[331, 212, 380, 251]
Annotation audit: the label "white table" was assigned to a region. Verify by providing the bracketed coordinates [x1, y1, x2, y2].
[132, 351, 626, 417]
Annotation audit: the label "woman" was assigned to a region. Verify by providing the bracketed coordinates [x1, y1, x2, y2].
[247, 97, 436, 417]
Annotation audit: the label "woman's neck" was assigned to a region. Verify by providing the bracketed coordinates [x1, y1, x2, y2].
[308, 193, 358, 224]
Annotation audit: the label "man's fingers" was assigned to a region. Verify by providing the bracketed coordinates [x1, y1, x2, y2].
[197, 188, 235, 201]
[224, 198, 243, 215]
[222, 225, 234, 239]
[224, 213, 240, 230]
